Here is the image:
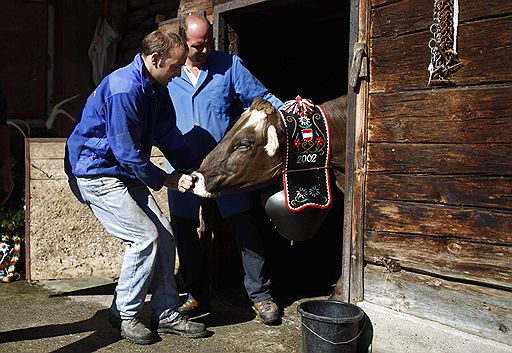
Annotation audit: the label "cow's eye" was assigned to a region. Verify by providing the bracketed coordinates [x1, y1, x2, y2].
[235, 139, 253, 151]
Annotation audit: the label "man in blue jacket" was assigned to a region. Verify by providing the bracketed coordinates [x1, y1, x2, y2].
[65, 29, 207, 344]
[166, 14, 283, 325]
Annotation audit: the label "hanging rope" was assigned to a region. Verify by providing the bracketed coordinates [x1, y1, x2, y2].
[428, 0, 462, 86]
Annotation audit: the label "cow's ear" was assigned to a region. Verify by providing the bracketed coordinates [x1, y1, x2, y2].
[265, 125, 279, 156]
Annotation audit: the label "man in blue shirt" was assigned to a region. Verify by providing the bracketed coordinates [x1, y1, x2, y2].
[167, 14, 283, 325]
[65, 29, 207, 344]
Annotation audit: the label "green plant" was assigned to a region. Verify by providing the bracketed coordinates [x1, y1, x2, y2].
[0, 208, 24, 231]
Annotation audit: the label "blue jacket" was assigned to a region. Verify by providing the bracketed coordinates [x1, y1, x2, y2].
[167, 50, 282, 219]
[66, 54, 195, 191]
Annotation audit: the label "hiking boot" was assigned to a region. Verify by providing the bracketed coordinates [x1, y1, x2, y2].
[253, 298, 280, 324]
[152, 312, 207, 338]
[178, 297, 211, 319]
[109, 315, 158, 345]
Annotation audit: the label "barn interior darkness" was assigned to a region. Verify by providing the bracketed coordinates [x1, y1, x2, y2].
[220, 0, 350, 103]
[213, 0, 351, 301]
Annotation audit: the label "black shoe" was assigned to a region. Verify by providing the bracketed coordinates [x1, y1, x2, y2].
[152, 312, 207, 338]
[178, 298, 211, 319]
[109, 315, 158, 345]
[253, 298, 280, 325]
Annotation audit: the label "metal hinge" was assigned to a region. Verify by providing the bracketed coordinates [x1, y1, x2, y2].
[349, 42, 368, 88]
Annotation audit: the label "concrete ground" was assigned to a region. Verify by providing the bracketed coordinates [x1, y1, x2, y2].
[0, 278, 510, 353]
[0, 278, 307, 353]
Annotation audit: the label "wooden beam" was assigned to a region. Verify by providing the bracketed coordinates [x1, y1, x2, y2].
[364, 264, 512, 345]
[365, 231, 512, 289]
[365, 200, 512, 244]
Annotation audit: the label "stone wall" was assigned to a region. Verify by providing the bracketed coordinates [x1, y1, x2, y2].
[25, 138, 171, 280]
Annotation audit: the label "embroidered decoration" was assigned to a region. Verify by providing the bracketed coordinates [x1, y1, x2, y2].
[280, 96, 332, 212]
[0, 223, 23, 282]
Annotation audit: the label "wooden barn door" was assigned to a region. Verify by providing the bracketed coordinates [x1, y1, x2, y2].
[361, 0, 512, 343]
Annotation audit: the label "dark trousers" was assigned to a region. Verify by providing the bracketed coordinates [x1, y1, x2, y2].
[172, 210, 272, 304]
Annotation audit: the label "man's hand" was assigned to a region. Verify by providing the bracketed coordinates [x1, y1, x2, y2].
[164, 171, 194, 193]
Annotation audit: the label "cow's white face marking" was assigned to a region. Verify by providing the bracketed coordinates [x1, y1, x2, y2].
[244, 109, 267, 132]
[264, 125, 279, 156]
[190, 172, 214, 198]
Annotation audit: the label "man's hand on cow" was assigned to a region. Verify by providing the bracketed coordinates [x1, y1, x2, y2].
[164, 172, 194, 193]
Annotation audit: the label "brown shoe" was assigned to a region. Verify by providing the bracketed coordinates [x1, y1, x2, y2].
[253, 298, 280, 324]
[178, 298, 211, 319]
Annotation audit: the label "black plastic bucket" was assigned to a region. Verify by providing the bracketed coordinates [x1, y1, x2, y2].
[297, 300, 364, 353]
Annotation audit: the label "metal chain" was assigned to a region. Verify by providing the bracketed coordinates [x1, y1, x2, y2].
[428, 0, 462, 86]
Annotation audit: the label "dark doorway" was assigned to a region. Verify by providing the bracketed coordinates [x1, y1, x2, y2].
[215, 0, 350, 103]
[213, 0, 351, 302]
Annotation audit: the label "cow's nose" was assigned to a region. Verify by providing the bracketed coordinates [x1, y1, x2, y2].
[190, 171, 199, 182]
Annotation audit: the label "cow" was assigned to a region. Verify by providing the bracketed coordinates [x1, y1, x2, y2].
[190, 95, 347, 198]
[189, 96, 348, 301]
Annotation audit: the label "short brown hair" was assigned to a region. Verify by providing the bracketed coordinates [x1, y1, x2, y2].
[142, 28, 188, 61]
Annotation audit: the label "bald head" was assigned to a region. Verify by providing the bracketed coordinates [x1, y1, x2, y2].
[179, 14, 212, 41]
[179, 14, 213, 67]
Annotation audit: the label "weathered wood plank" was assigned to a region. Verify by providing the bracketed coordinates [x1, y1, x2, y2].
[365, 231, 512, 289]
[457, 0, 512, 21]
[364, 264, 512, 345]
[368, 86, 512, 143]
[456, 15, 512, 85]
[367, 143, 512, 174]
[371, 0, 512, 39]
[371, 0, 431, 38]
[365, 200, 512, 244]
[371, 0, 401, 8]
[370, 15, 512, 92]
[366, 174, 512, 210]
[349, 0, 370, 303]
[369, 29, 430, 93]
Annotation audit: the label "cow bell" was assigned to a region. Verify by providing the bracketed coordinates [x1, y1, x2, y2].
[260, 181, 332, 241]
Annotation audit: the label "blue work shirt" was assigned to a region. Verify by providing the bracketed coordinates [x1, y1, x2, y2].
[66, 54, 195, 191]
[167, 50, 282, 219]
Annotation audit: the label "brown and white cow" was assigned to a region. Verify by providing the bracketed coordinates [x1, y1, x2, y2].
[191, 95, 347, 198]
[190, 96, 348, 301]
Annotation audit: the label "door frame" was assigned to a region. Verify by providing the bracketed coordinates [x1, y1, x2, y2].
[342, 0, 370, 302]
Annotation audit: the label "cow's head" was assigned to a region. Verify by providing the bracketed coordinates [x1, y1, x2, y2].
[191, 98, 285, 197]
